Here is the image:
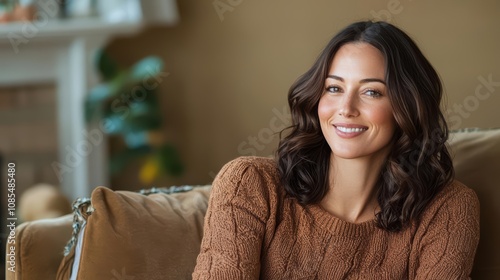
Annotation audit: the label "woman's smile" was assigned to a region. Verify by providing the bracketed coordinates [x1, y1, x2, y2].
[333, 123, 369, 138]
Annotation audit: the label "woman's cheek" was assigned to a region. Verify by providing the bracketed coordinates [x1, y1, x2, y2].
[318, 96, 335, 121]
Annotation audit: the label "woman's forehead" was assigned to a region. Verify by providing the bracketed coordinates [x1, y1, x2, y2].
[328, 43, 386, 82]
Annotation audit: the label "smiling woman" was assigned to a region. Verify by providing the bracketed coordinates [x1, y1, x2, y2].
[317, 42, 397, 224]
[278, 21, 457, 232]
[192, 21, 480, 279]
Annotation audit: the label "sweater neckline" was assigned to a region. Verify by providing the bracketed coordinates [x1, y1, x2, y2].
[306, 203, 377, 237]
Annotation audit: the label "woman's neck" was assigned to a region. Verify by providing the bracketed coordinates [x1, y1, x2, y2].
[320, 152, 388, 224]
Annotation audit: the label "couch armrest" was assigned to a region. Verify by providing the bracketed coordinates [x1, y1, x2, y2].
[6, 214, 73, 280]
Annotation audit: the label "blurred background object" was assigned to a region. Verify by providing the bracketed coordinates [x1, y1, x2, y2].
[85, 50, 183, 185]
[0, 0, 36, 23]
[65, 0, 97, 18]
[18, 183, 71, 222]
[0, 0, 180, 199]
[0, 0, 179, 268]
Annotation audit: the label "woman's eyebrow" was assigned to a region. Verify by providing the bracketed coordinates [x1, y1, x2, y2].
[326, 75, 386, 85]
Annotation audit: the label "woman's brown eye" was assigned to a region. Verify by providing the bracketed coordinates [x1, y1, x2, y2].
[326, 86, 341, 93]
[366, 90, 382, 97]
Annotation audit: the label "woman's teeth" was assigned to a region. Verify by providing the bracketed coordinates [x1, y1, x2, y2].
[336, 126, 367, 133]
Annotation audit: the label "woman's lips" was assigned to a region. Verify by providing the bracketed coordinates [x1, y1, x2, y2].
[333, 124, 368, 138]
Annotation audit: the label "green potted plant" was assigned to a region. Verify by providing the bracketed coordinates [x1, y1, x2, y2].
[85, 50, 183, 184]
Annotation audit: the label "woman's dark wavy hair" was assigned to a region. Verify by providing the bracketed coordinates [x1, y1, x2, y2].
[276, 21, 454, 232]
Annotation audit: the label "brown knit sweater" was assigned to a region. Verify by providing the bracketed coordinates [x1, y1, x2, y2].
[192, 157, 480, 279]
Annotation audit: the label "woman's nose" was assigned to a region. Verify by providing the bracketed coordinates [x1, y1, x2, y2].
[338, 93, 360, 118]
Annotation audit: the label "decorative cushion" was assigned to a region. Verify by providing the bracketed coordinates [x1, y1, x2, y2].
[448, 128, 500, 279]
[57, 185, 211, 280]
[6, 214, 73, 280]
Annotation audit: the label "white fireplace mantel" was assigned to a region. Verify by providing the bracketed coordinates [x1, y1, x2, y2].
[0, 1, 178, 200]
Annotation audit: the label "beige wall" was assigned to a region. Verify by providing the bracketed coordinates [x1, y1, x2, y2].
[107, 0, 500, 189]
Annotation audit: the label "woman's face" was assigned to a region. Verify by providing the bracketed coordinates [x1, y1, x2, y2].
[318, 42, 396, 161]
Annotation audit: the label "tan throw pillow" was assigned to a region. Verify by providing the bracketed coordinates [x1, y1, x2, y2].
[58, 185, 211, 280]
[448, 128, 500, 279]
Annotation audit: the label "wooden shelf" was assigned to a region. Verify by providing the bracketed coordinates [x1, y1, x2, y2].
[0, 0, 179, 45]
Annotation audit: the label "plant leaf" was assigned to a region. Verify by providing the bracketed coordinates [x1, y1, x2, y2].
[157, 144, 184, 176]
[96, 49, 119, 81]
[129, 56, 164, 82]
[109, 146, 152, 175]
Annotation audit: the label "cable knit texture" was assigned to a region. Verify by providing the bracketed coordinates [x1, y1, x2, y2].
[192, 157, 480, 279]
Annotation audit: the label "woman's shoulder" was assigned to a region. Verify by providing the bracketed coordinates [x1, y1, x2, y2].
[212, 156, 283, 200]
[216, 156, 279, 182]
[420, 180, 480, 225]
[432, 180, 479, 207]
[224, 156, 277, 170]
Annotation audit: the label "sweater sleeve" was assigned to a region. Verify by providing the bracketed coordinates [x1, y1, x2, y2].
[411, 184, 480, 280]
[192, 157, 274, 279]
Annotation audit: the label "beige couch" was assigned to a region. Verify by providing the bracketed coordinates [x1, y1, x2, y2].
[6, 129, 500, 280]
